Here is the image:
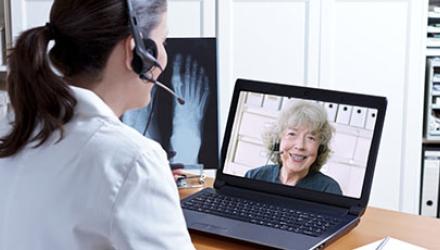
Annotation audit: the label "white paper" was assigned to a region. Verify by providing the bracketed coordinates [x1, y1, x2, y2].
[354, 237, 427, 250]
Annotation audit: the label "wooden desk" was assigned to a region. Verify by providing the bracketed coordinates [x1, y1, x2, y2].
[179, 179, 440, 249]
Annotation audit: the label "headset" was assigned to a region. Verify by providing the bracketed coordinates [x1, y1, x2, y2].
[272, 140, 280, 153]
[264, 139, 280, 166]
[126, 0, 185, 105]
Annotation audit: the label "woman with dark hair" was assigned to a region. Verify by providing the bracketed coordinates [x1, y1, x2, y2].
[0, 0, 194, 249]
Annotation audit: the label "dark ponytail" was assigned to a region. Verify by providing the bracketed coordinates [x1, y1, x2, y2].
[0, 0, 167, 157]
[0, 26, 76, 157]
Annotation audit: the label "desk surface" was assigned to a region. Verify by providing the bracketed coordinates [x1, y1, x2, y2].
[179, 179, 440, 249]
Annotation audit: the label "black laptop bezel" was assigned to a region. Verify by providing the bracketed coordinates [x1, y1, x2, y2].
[215, 78, 387, 213]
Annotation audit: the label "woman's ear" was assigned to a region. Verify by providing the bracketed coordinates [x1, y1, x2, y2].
[124, 36, 135, 71]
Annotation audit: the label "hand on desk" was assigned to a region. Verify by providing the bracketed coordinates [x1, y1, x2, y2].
[172, 168, 186, 181]
[173, 169, 204, 187]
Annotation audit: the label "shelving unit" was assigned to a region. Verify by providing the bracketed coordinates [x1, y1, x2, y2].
[429, 9, 440, 18]
[421, 0, 440, 218]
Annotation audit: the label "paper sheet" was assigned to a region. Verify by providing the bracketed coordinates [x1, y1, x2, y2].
[354, 237, 427, 250]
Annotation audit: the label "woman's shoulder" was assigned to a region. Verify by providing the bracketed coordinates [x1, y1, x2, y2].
[308, 172, 342, 194]
[77, 118, 166, 166]
[245, 164, 278, 178]
[108, 121, 161, 151]
[311, 171, 335, 181]
[308, 172, 338, 186]
[72, 118, 170, 192]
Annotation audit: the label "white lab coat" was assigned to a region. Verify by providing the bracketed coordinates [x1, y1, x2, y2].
[0, 86, 194, 250]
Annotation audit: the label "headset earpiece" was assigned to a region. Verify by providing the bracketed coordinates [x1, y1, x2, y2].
[273, 141, 280, 152]
[143, 38, 158, 58]
[131, 38, 158, 75]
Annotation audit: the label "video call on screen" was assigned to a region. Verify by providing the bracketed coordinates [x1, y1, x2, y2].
[223, 91, 378, 199]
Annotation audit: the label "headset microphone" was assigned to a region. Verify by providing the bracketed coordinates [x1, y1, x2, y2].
[139, 74, 185, 105]
[126, 0, 185, 105]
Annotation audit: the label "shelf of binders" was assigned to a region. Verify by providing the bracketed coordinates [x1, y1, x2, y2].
[427, 8, 440, 48]
[426, 48, 440, 56]
[428, 25, 440, 33]
[425, 131, 440, 138]
[427, 38, 440, 48]
[429, 11, 440, 18]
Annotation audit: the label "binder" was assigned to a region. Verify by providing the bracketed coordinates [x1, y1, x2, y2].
[323, 102, 338, 122]
[350, 106, 367, 128]
[365, 109, 378, 130]
[336, 105, 352, 125]
[421, 150, 440, 217]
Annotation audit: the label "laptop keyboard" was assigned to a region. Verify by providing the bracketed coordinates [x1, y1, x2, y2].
[182, 192, 341, 237]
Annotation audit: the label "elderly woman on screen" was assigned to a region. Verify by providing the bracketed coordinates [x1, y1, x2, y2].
[245, 101, 342, 195]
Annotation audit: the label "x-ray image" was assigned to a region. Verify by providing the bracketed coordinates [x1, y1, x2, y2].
[122, 38, 219, 169]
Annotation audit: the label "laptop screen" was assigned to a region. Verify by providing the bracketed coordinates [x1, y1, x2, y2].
[222, 90, 379, 199]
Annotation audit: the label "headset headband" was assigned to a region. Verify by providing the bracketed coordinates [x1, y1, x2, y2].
[126, 0, 162, 75]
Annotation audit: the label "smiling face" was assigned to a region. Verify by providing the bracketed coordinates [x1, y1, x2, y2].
[279, 125, 320, 176]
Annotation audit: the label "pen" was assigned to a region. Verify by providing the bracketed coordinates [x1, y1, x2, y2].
[375, 236, 390, 250]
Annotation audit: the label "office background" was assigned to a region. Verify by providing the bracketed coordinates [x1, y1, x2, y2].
[0, 0, 435, 216]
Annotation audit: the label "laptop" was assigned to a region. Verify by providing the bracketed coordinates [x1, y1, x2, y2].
[181, 79, 387, 249]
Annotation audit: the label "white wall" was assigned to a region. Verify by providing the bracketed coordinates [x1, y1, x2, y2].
[168, 0, 216, 37]
[318, 0, 422, 212]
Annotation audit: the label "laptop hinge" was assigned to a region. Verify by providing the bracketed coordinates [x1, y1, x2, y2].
[213, 179, 226, 189]
[348, 205, 364, 216]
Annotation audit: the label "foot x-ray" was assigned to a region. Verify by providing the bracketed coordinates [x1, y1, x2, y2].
[122, 38, 219, 169]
